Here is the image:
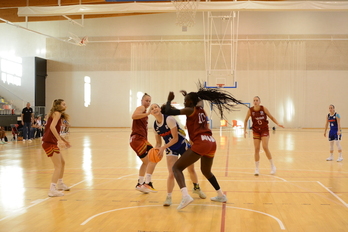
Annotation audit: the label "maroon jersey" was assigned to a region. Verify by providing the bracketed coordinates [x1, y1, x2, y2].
[42, 116, 62, 145]
[250, 106, 269, 132]
[186, 106, 212, 142]
[130, 113, 148, 139]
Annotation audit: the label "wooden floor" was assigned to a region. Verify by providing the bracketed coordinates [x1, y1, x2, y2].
[0, 128, 347, 232]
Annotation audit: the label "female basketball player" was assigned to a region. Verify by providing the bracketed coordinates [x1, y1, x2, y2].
[243, 96, 284, 176]
[324, 104, 343, 162]
[149, 103, 206, 206]
[130, 93, 157, 193]
[42, 99, 71, 197]
[165, 84, 244, 210]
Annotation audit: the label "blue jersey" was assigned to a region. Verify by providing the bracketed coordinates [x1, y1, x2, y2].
[154, 114, 190, 155]
[328, 113, 341, 141]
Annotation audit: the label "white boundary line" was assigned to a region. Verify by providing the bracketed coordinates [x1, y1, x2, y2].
[80, 204, 286, 230]
[317, 181, 348, 208]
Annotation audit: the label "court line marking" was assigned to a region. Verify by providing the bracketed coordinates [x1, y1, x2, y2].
[317, 181, 348, 208]
[80, 204, 286, 230]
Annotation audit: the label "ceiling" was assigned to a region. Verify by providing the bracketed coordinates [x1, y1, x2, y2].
[1, 0, 348, 24]
[0, 0, 167, 23]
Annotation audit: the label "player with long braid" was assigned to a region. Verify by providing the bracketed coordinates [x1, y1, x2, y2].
[165, 82, 245, 210]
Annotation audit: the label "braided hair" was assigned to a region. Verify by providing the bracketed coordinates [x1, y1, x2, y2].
[184, 82, 247, 119]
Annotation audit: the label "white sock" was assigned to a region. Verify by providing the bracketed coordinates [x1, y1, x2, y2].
[180, 187, 189, 197]
[338, 153, 342, 158]
[145, 173, 152, 184]
[255, 161, 260, 169]
[269, 159, 275, 167]
[167, 193, 172, 197]
[216, 189, 223, 197]
[50, 183, 57, 191]
[138, 176, 144, 184]
[329, 153, 333, 158]
[57, 179, 63, 184]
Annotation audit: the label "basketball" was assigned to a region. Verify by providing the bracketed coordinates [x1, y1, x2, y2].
[148, 148, 162, 163]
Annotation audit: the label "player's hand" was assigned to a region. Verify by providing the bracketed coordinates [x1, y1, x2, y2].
[167, 92, 175, 101]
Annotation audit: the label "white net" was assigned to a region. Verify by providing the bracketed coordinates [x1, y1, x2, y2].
[172, 0, 200, 27]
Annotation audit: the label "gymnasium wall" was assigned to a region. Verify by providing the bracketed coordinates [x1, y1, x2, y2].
[0, 11, 347, 128]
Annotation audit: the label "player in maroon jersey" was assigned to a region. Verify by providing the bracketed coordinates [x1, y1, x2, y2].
[130, 93, 158, 193]
[42, 99, 71, 197]
[165, 83, 244, 210]
[243, 96, 284, 176]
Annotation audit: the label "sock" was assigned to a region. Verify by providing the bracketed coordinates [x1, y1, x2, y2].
[269, 159, 274, 167]
[138, 176, 144, 184]
[216, 189, 223, 197]
[255, 161, 260, 169]
[145, 173, 152, 184]
[57, 179, 63, 185]
[193, 183, 200, 190]
[180, 187, 189, 197]
[338, 152, 342, 158]
[50, 183, 57, 191]
[330, 153, 333, 158]
[167, 193, 172, 197]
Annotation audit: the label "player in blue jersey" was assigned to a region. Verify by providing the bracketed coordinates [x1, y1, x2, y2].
[149, 103, 206, 206]
[324, 104, 343, 162]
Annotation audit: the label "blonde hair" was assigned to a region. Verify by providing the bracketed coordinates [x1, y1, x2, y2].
[48, 99, 69, 122]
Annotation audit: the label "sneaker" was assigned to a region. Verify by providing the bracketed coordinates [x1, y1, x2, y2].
[211, 195, 228, 203]
[270, 166, 276, 175]
[22, 139, 26, 142]
[326, 157, 333, 161]
[135, 183, 149, 194]
[254, 169, 260, 176]
[163, 196, 172, 206]
[48, 190, 64, 197]
[193, 188, 207, 199]
[337, 157, 343, 162]
[142, 182, 157, 193]
[57, 183, 70, 191]
[177, 195, 194, 210]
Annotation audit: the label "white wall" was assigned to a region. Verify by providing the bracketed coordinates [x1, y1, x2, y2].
[0, 10, 347, 128]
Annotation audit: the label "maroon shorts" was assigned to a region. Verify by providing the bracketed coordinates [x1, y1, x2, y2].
[252, 127, 269, 140]
[42, 142, 60, 157]
[191, 134, 216, 158]
[129, 134, 153, 158]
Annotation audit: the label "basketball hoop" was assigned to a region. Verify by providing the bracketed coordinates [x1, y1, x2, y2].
[217, 84, 225, 88]
[172, 0, 200, 28]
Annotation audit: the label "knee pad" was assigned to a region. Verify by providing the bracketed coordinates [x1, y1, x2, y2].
[330, 141, 334, 151]
[336, 140, 342, 150]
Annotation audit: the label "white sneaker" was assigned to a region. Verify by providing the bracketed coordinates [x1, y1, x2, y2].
[177, 195, 194, 210]
[326, 157, 333, 161]
[48, 190, 64, 197]
[270, 166, 276, 175]
[211, 195, 228, 203]
[337, 157, 343, 162]
[193, 188, 207, 199]
[163, 196, 172, 206]
[57, 183, 70, 191]
[254, 169, 260, 176]
[135, 183, 149, 194]
[22, 139, 26, 142]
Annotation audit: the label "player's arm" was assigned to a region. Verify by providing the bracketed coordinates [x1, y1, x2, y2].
[324, 116, 329, 137]
[243, 109, 251, 137]
[337, 114, 341, 135]
[132, 105, 149, 119]
[264, 106, 284, 128]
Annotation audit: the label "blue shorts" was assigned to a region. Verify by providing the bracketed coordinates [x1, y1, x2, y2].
[166, 140, 191, 156]
[328, 131, 342, 141]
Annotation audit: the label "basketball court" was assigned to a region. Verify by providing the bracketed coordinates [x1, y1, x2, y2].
[0, 127, 347, 231]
